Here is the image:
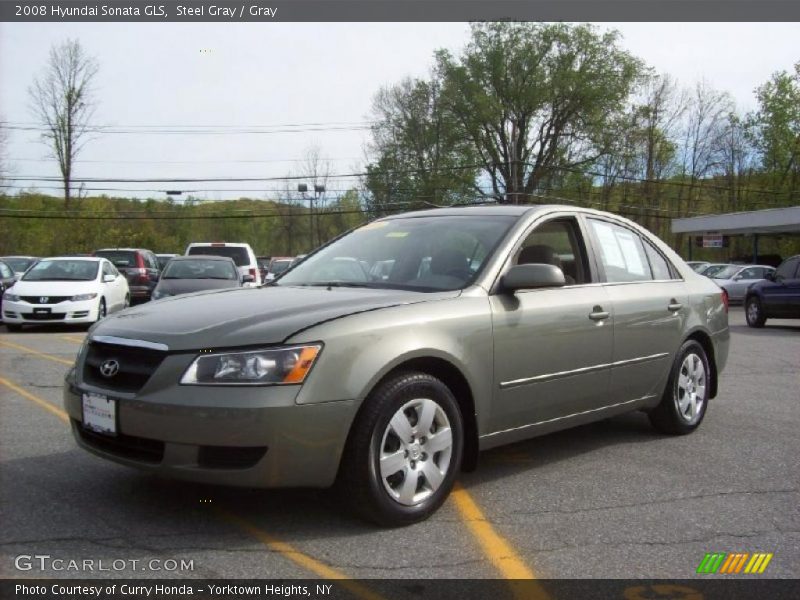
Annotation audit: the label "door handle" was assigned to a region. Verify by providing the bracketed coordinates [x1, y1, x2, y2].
[668, 300, 683, 312]
[589, 307, 610, 321]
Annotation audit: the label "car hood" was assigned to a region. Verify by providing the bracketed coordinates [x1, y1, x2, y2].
[8, 280, 98, 296]
[155, 279, 240, 296]
[91, 285, 459, 351]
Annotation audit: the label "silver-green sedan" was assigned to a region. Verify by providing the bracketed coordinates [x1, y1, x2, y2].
[64, 206, 729, 525]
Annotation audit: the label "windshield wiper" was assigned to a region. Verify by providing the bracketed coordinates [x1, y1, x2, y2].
[302, 281, 373, 288]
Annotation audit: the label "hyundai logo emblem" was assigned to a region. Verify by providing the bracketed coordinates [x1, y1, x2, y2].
[39, 297, 48, 304]
[99, 359, 120, 378]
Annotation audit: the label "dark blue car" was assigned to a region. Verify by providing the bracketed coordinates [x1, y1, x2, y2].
[745, 254, 800, 327]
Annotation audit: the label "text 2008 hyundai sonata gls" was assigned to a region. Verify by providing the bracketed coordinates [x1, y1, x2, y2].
[64, 206, 729, 525]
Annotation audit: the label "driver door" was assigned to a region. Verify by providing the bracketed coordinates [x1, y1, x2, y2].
[490, 216, 614, 433]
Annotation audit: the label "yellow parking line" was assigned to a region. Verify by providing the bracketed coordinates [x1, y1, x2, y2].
[451, 482, 545, 584]
[0, 340, 74, 366]
[216, 509, 385, 600]
[59, 335, 85, 345]
[0, 376, 69, 423]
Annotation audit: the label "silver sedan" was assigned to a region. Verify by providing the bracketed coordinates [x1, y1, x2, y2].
[709, 264, 776, 302]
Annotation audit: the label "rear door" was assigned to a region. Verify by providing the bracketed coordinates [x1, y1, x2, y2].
[585, 217, 686, 404]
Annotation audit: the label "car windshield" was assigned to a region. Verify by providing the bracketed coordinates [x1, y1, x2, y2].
[270, 260, 292, 275]
[277, 215, 516, 292]
[3, 257, 36, 272]
[157, 256, 175, 270]
[22, 260, 99, 281]
[163, 259, 238, 280]
[710, 265, 741, 279]
[702, 264, 729, 277]
[95, 250, 138, 268]
[188, 246, 249, 266]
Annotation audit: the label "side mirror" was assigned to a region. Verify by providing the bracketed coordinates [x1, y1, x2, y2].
[501, 263, 566, 292]
[103, 274, 115, 283]
[733, 275, 743, 281]
[242, 274, 255, 284]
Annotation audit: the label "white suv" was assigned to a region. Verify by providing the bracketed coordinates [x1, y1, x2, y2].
[184, 242, 261, 287]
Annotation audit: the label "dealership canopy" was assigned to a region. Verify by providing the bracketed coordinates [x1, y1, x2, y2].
[672, 206, 800, 236]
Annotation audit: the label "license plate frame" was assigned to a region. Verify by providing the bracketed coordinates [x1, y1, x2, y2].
[82, 392, 117, 436]
[33, 307, 51, 314]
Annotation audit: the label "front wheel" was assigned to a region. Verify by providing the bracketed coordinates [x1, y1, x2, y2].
[649, 340, 710, 435]
[95, 298, 107, 323]
[338, 371, 463, 526]
[745, 296, 766, 328]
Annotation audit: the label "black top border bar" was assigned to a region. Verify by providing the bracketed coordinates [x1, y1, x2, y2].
[2, 0, 800, 23]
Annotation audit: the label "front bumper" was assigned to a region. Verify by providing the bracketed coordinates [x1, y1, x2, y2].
[3, 299, 98, 324]
[63, 373, 357, 488]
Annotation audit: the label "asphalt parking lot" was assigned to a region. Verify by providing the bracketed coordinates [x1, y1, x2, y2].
[1, 308, 798, 582]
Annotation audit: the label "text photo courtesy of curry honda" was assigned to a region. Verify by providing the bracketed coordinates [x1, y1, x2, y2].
[1, 11, 799, 588]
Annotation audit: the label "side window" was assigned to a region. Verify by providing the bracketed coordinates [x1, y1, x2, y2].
[102, 262, 112, 277]
[588, 219, 652, 283]
[738, 267, 759, 280]
[643, 242, 675, 280]
[776, 257, 799, 280]
[515, 218, 589, 285]
[0, 263, 12, 278]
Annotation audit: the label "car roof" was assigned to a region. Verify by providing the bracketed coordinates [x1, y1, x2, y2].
[95, 248, 150, 252]
[1, 255, 38, 259]
[40, 256, 103, 262]
[168, 255, 236, 262]
[187, 242, 252, 247]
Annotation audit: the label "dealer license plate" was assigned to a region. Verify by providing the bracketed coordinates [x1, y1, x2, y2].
[82, 392, 117, 436]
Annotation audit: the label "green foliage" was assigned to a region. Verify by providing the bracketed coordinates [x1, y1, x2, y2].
[0, 192, 367, 257]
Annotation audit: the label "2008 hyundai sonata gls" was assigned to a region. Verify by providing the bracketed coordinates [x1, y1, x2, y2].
[64, 206, 729, 525]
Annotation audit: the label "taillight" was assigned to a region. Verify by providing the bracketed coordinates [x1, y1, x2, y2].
[721, 289, 729, 313]
[135, 254, 148, 283]
[249, 268, 257, 281]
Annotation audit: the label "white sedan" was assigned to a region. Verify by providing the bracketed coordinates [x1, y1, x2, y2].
[2, 257, 130, 331]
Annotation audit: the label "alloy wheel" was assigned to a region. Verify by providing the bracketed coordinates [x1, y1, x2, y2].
[379, 398, 453, 506]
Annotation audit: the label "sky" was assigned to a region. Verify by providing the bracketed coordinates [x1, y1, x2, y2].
[1, 22, 798, 201]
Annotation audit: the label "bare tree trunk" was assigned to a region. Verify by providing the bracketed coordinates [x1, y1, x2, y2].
[29, 39, 98, 209]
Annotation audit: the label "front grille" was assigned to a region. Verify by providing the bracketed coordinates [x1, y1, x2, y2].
[198, 445, 268, 469]
[20, 296, 70, 304]
[24, 312, 66, 321]
[75, 420, 164, 464]
[83, 341, 166, 393]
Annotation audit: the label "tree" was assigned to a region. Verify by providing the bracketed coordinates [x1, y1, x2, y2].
[364, 76, 478, 212]
[29, 39, 99, 208]
[749, 62, 800, 199]
[435, 22, 644, 203]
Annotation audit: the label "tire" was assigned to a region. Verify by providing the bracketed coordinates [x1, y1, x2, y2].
[96, 298, 107, 322]
[745, 296, 766, 328]
[123, 294, 131, 309]
[337, 371, 464, 526]
[5, 323, 22, 332]
[649, 340, 711, 435]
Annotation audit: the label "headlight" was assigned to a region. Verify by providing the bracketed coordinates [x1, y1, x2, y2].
[3, 292, 19, 302]
[180, 344, 322, 385]
[71, 293, 98, 301]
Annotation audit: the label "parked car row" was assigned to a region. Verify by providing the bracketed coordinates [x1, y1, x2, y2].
[1, 242, 306, 331]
